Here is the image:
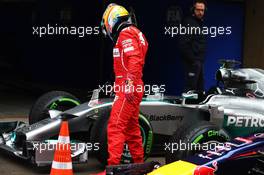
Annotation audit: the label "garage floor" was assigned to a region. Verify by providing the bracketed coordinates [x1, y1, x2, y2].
[0, 88, 34, 118]
[0, 155, 102, 175]
[0, 84, 164, 174]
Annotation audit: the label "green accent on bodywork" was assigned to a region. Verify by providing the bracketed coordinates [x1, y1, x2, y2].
[59, 98, 80, 106]
[139, 114, 151, 127]
[11, 132, 16, 142]
[49, 98, 80, 110]
[192, 130, 225, 144]
[140, 125, 146, 146]
[145, 131, 153, 155]
[139, 113, 153, 155]
[193, 134, 204, 144]
[143, 98, 162, 102]
[49, 102, 58, 110]
[208, 130, 221, 137]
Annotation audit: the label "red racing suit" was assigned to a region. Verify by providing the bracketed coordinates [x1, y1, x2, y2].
[107, 25, 148, 165]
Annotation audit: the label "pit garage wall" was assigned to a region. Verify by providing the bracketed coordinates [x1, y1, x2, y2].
[0, 0, 244, 95]
[203, 1, 244, 93]
[25, 0, 245, 95]
[122, 0, 244, 95]
[243, 0, 264, 68]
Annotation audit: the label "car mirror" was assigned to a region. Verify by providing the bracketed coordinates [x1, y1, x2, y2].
[181, 92, 198, 105]
[182, 93, 198, 100]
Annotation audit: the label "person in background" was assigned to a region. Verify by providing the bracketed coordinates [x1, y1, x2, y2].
[179, 0, 207, 93]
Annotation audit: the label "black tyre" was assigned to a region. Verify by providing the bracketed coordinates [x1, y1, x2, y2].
[165, 121, 230, 164]
[29, 91, 81, 124]
[90, 110, 153, 166]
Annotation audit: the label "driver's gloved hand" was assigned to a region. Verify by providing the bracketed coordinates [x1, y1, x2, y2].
[125, 82, 136, 104]
[124, 73, 136, 104]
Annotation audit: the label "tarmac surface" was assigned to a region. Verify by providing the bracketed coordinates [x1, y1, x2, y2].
[0, 155, 102, 175]
[0, 86, 164, 174]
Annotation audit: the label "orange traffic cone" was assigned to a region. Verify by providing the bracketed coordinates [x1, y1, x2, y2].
[50, 121, 73, 175]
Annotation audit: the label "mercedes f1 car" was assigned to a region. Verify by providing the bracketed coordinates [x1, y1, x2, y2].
[0, 60, 264, 167]
[210, 59, 264, 98]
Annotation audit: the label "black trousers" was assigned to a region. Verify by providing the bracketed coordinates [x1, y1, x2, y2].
[183, 60, 204, 93]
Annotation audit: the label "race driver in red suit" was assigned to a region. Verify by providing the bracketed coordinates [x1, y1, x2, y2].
[94, 3, 148, 175]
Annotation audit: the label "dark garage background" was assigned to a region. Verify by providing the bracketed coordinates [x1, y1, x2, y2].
[0, 0, 261, 96]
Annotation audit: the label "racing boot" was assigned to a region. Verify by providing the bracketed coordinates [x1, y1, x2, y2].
[105, 162, 161, 175]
